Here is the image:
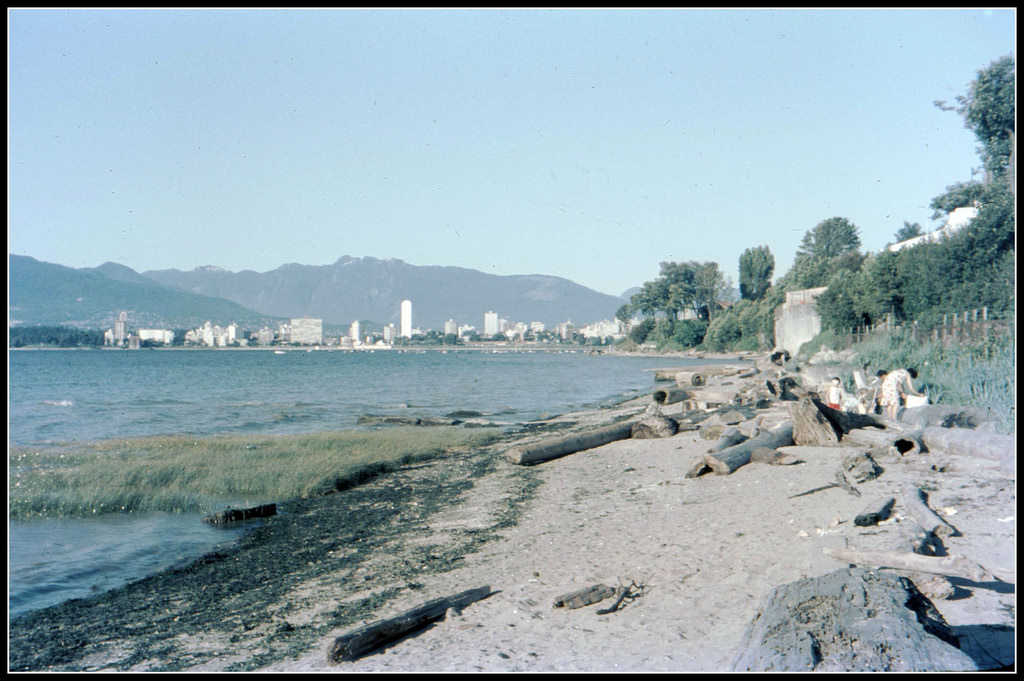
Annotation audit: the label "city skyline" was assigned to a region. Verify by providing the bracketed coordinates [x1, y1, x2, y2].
[8, 9, 1014, 297]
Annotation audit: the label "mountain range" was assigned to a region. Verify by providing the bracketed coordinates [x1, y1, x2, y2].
[9, 254, 627, 333]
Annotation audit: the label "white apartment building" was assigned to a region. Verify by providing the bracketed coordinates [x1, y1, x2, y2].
[350, 320, 361, 343]
[290, 317, 324, 345]
[444, 319, 458, 336]
[484, 311, 499, 336]
[400, 300, 413, 338]
[580, 319, 624, 340]
[138, 329, 175, 345]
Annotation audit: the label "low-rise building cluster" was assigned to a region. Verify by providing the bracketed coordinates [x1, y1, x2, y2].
[103, 299, 627, 349]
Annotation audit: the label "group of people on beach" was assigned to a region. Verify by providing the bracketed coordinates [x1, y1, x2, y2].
[826, 367, 925, 419]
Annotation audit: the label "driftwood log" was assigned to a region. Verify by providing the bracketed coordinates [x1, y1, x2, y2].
[840, 449, 883, 482]
[328, 585, 494, 663]
[749, 446, 801, 466]
[552, 584, 616, 609]
[203, 503, 277, 526]
[688, 422, 795, 477]
[505, 422, 634, 465]
[842, 428, 924, 457]
[902, 486, 959, 539]
[919, 427, 1015, 462]
[788, 397, 841, 445]
[822, 547, 1010, 583]
[731, 567, 976, 671]
[788, 396, 890, 446]
[675, 371, 707, 387]
[631, 414, 679, 439]
[706, 426, 749, 452]
[854, 497, 896, 526]
[652, 386, 689, 405]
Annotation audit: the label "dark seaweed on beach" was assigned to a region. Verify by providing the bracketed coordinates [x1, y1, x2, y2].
[8, 440, 542, 672]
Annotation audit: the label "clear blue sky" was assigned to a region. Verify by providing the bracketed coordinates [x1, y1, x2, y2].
[8, 8, 1016, 297]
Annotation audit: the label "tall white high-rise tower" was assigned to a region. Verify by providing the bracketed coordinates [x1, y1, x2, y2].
[400, 300, 413, 338]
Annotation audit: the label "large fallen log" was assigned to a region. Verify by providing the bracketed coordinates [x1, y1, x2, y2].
[822, 547, 1010, 583]
[788, 397, 841, 445]
[919, 426, 1015, 462]
[731, 567, 977, 671]
[631, 414, 679, 439]
[902, 486, 959, 539]
[328, 585, 493, 663]
[707, 426, 749, 452]
[694, 422, 795, 476]
[789, 396, 891, 446]
[505, 421, 634, 465]
[652, 386, 689, 405]
[675, 371, 707, 387]
[842, 428, 924, 457]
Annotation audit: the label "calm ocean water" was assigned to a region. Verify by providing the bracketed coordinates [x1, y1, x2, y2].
[9, 347, 737, 618]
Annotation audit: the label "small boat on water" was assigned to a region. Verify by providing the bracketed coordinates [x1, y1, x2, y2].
[274, 350, 286, 354]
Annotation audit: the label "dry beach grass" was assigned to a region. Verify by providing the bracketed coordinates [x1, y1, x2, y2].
[8, 355, 1016, 672]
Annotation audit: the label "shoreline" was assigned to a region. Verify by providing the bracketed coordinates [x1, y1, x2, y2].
[8, 357, 1015, 672]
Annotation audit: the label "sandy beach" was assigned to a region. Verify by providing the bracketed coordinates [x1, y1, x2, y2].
[8, 356, 1016, 672]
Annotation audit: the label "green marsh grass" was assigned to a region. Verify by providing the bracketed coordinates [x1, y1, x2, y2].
[9, 427, 501, 519]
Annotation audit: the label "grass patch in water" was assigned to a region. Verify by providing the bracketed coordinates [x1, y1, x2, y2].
[9, 427, 501, 519]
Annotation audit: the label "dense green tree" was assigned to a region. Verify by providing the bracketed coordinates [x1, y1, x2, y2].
[628, 318, 656, 345]
[894, 221, 924, 243]
[796, 217, 862, 260]
[938, 56, 1016, 183]
[738, 245, 774, 301]
[692, 261, 730, 320]
[929, 180, 986, 219]
[703, 313, 742, 352]
[672, 319, 708, 348]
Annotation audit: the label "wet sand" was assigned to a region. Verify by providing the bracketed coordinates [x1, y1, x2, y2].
[8, 363, 1016, 672]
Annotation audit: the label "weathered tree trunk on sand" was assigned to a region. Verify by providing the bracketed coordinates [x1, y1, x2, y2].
[552, 584, 616, 609]
[840, 449, 883, 482]
[694, 422, 795, 476]
[789, 396, 890, 446]
[675, 371, 707, 387]
[822, 547, 1011, 583]
[328, 586, 493, 663]
[919, 427, 1015, 462]
[707, 426, 749, 452]
[788, 397, 841, 445]
[750, 446, 802, 465]
[854, 497, 895, 526]
[731, 567, 977, 671]
[842, 427, 923, 457]
[203, 503, 277, 526]
[652, 386, 689, 405]
[903, 486, 958, 539]
[505, 422, 634, 465]
[631, 414, 679, 439]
